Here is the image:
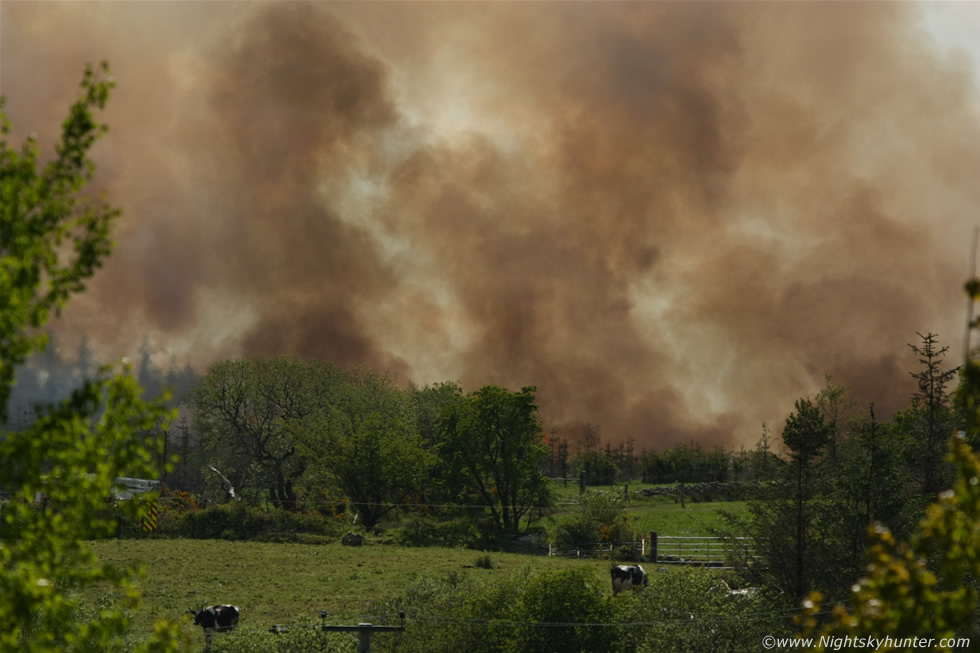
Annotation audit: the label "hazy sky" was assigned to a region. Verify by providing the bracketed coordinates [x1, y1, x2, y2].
[2, 1, 979, 449]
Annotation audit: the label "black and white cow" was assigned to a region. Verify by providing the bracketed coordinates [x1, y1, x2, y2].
[611, 564, 648, 595]
[191, 604, 240, 651]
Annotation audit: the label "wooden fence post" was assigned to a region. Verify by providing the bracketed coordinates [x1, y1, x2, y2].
[649, 531, 658, 563]
[579, 471, 586, 494]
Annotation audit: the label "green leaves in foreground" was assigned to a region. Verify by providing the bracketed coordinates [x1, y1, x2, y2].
[0, 369, 186, 651]
[0, 62, 118, 425]
[801, 435, 979, 650]
[0, 62, 189, 651]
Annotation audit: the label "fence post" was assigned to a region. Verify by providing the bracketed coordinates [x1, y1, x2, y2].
[623, 483, 628, 501]
[579, 471, 586, 494]
[649, 531, 657, 563]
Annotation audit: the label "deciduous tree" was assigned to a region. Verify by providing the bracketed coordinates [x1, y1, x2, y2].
[300, 367, 434, 528]
[439, 385, 553, 534]
[191, 356, 314, 509]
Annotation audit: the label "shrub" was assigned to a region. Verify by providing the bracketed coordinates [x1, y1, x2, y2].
[398, 513, 439, 546]
[438, 517, 481, 546]
[474, 554, 495, 569]
[370, 566, 617, 653]
[510, 568, 616, 653]
[554, 491, 633, 549]
[161, 503, 342, 540]
[613, 567, 792, 653]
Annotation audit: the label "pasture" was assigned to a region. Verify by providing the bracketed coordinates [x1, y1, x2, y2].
[78, 492, 750, 647]
[82, 539, 616, 641]
[552, 482, 750, 537]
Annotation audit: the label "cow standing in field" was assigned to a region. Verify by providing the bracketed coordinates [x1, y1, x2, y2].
[191, 604, 240, 651]
[611, 564, 649, 594]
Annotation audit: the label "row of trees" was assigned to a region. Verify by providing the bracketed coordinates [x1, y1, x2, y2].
[190, 359, 552, 531]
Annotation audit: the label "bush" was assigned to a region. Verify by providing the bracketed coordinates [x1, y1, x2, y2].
[554, 491, 633, 549]
[510, 568, 616, 653]
[159, 503, 342, 540]
[613, 567, 793, 653]
[398, 513, 439, 546]
[435, 517, 481, 547]
[474, 554, 495, 569]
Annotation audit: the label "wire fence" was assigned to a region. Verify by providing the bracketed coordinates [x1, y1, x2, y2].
[547, 535, 760, 568]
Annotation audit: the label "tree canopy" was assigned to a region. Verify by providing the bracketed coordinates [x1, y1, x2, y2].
[300, 366, 435, 529]
[191, 356, 314, 509]
[439, 385, 553, 534]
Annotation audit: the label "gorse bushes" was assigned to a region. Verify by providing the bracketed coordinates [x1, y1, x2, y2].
[368, 565, 792, 653]
[554, 490, 634, 550]
[156, 503, 344, 542]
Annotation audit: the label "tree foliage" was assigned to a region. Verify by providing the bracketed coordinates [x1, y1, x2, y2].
[802, 435, 980, 650]
[0, 62, 186, 651]
[814, 403, 911, 596]
[0, 64, 117, 422]
[191, 357, 315, 509]
[440, 385, 553, 534]
[802, 292, 980, 648]
[900, 332, 959, 498]
[300, 366, 435, 529]
[721, 397, 832, 599]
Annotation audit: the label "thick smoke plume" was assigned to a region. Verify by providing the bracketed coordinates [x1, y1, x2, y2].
[2, 2, 978, 448]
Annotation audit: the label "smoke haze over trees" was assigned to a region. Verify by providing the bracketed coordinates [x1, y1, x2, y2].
[3, 2, 979, 449]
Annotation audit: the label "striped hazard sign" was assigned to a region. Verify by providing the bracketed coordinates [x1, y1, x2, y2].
[141, 501, 158, 533]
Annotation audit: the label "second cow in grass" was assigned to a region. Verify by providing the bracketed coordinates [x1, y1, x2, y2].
[611, 564, 648, 595]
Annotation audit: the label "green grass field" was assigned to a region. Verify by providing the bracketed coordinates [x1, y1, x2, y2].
[80, 493, 748, 644]
[549, 482, 749, 538]
[84, 539, 616, 642]
[623, 499, 748, 536]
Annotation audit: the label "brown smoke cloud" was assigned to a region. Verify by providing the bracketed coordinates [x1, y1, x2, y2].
[2, 2, 979, 449]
